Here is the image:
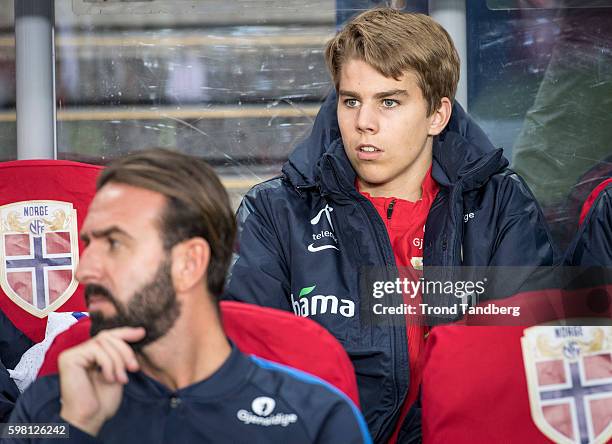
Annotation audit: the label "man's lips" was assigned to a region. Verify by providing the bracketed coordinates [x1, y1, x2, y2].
[87, 294, 112, 310]
[355, 144, 383, 160]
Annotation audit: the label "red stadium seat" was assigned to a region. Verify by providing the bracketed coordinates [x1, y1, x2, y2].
[38, 301, 360, 407]
[0, 160, 100, 342]
[422, 325, 612, 444]
[421, 177, 612, 443]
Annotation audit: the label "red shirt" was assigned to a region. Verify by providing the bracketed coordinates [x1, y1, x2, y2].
[359, 167, 439, 443]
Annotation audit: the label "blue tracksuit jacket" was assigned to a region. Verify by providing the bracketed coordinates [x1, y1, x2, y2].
[7, 345, 371, 443]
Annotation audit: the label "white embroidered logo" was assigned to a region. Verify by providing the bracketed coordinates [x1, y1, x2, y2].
[310, 204, 334, 229]
[237, 397, 298, 427]
[463, 212, 475, 223]
[251, 397, 275, 416]
[307, 204, 339, 253]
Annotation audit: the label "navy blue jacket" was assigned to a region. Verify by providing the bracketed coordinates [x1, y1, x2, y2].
[7, 345, 370, 443]
[224, 93, 556, 442]
[1, 359, 20, 423]
[1, 310, 34, 421]
[566, 181, 612, 266]
[0, 310, 34, 371]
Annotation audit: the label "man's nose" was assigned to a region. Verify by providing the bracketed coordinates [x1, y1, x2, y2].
[75, 244, 102, 285]
[356, 103, 379, 134]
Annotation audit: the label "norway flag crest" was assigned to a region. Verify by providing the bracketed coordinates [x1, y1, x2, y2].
[522, 326, 612, 444]
[0, 200, 79, 318]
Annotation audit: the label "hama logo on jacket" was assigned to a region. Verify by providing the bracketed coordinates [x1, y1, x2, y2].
[236, 396, 298, 427]
[521, 326, 612, 444]
[0, 201, 79, 318]
[290, 285, 355, 318]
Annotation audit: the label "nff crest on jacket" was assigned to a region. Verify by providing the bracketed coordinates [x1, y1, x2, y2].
[225, 92, 556, 442]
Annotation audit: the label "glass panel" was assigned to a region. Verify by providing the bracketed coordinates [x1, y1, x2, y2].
[467, 2, 612, 248]
[54, 0, 335, 207]
[335, 0, 428, 24]
[487, 0, 612, 9]
[0, 0, 16, 161]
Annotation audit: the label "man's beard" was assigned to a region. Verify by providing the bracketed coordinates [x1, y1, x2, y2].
[85, 258, 181, 353]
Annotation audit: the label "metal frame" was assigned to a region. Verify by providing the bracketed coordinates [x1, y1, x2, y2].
[429, 0, 468, 110]
[15, 0, 56, 159]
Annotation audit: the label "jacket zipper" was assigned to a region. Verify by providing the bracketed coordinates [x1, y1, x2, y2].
[448, 150, 502, 265]
[324, 156, 407, 442]
[354, 198, 407, 442]
[387, 199, 396, 220]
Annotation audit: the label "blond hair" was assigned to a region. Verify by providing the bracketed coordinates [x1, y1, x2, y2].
[325, 8, 460, 115]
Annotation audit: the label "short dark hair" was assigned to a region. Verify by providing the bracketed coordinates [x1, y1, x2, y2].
[98, 148, 236, 298]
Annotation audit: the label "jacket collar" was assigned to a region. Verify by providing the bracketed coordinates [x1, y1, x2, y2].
[282, 90, 339, 189]
[282, 90, 509, 194]
[432, 131, 508, 191]
[124, 343, 253, 400]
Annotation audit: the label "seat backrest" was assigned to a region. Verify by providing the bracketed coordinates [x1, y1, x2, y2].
[38, 301, 360, 406]
[0, 160, 100, 343]
[421, 176, 612, 441]
[421, 325, 612, 444]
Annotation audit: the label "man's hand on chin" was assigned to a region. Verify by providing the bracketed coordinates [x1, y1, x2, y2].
[58, 327, 145, 436]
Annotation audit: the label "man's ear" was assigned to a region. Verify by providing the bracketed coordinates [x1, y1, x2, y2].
[171, 238, 210, 293]
[428, 97, 452, 136]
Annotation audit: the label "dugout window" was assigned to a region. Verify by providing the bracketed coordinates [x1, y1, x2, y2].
[53, 0, 336, 207]
[0, 0, 16, 161]
[50, 0, 428, 207]
[466, 1, 612, 247]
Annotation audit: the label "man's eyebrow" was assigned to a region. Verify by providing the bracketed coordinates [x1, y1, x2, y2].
[373, 89, 409, 99]
[80, 226, 132, 242]
[337, 89, 409, 99]
[338, 89, 361, 99]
